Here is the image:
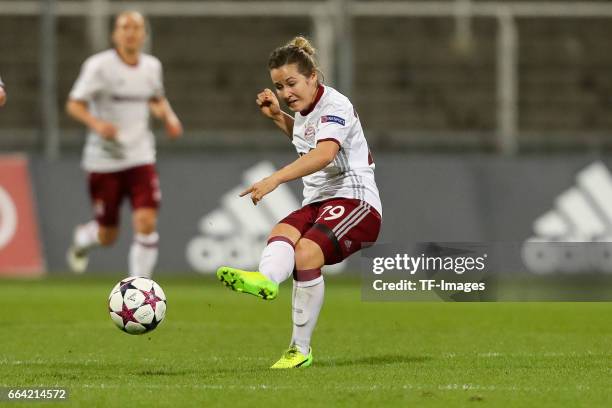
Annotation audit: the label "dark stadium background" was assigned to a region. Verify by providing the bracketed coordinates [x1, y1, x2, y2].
[1, 1, 611, 407]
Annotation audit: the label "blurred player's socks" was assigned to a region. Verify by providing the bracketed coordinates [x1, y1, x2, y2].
[74, 220, 100, 252]
[258, 236, 295, 284]
[291, 271, 325, 357]
[67, 220, 100, 273]
[129, 232, 159, 278]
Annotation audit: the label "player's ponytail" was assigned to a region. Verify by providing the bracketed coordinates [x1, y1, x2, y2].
[268, 36, 322, 82]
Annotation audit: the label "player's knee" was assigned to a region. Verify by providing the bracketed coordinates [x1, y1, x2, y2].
[133, 211, 157, 234]
[98, 227, 118, 246]
[268, 223, 300, 244]
[294, 239, 324, 269]
[136, 220, 156, 235]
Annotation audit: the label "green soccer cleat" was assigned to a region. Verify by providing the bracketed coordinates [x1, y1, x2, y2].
[270, 345, 313, 369]
[216, 266, 279, 300]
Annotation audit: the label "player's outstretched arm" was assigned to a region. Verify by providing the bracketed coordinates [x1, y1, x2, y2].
[66, 99, 118, 140]
[256, 88, 294, 139]
[0, 85, 6, 107]
[240, 140, 339, 205]
[149, 97, 183, 139]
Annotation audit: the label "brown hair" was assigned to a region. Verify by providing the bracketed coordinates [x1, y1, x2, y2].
[268, 36, 321, 81]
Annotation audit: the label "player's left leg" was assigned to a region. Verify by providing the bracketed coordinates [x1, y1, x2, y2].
[271, 238, 324, 369]
[127, 165, 161, 278]
[129, 207, 159, 278]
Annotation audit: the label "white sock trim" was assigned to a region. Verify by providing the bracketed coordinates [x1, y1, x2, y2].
[294, 275, 324, 288]
[134, 232, 159, 246]
[271, 240, 294, 251]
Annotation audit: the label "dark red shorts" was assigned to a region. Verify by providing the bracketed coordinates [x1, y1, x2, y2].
[88, 164, 160, 227]
[280, 198, 381, 265]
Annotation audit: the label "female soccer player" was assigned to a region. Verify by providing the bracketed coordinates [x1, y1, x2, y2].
[217, 37, 382, 368]
[66, 11, 182, 277]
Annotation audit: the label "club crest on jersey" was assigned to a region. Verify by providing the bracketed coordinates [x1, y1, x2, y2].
[321, 115, 345, 126]
[304, 123, 317, 144]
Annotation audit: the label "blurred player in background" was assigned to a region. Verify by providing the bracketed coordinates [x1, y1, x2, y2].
[217, 37, 382, 368]
[66, 11, 182, 277]
[0, 74, 6, 106]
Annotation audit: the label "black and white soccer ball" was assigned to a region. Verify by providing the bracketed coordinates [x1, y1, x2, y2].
[108, 277, 167, 335]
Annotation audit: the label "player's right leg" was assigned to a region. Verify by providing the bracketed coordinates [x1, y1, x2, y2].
[216, 266, 280, 300]
[67, 220, 98, 273]
[67, 223, 119, 273]
[217, 222, 303, 300]
[67, 171, 122, 273]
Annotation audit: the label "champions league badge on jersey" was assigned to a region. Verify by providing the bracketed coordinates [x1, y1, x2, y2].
[304, 121, 317, 144]
[321, 115, 346, 126]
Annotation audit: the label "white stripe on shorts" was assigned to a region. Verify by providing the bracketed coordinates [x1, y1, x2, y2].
[336, 203, 371, 239]
[332, 201, 367, 235]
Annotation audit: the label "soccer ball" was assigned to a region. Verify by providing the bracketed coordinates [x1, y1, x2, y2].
[108, 277, 167, 334]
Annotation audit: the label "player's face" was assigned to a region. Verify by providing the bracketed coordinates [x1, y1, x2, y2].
[113, 13, 146, 53]
[270, 64, 318, 112]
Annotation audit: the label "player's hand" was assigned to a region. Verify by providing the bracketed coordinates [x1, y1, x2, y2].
[0, 87, 6, 107]
[92, 120, 118, 140]
[165, 116, 183, 140]
[239, 176, 280, 205]
[256, 88, 281, 120]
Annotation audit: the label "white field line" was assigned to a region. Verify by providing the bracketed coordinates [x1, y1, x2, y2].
[0, 382, 594, 392]
[74, 383, 591, 392]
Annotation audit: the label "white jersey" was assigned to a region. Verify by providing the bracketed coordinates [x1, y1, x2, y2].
[69, 49, 164, 172]
[0, 74, 4, 88]
[292, 85, 382, 216]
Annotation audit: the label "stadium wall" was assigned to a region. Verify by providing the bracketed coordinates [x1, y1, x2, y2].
[26, 153, 611, 275]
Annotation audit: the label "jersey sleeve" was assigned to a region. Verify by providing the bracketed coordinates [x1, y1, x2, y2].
[315, 104, 352, 147]
[0, 74, 4, 88]
[69, 58, 105, 101]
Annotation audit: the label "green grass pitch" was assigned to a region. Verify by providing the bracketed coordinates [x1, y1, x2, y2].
[0, 276, 611, 407]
